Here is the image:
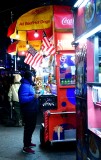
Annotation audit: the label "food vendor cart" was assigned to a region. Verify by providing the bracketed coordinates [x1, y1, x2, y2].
[38, 5, 76, 147]
[39, 51, 76, 146]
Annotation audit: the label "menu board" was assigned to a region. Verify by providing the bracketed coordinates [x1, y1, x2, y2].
[74, 0, 101, 39]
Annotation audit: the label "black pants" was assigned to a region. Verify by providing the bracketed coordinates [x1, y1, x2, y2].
[13, 101, 22, 125]
[22, 111, 37, 147]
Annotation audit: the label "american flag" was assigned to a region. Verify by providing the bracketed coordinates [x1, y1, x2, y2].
[42, 36, 50, 51]
[24, 52, 33, 65]
[31, 52, 43, 68]
[42, 32, 56, 56]
[45, 43, 56, 56]
[28, 45, 37, 56]
[24, 51, 43, 69]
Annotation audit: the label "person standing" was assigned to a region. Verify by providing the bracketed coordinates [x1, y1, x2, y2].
[18, 70, 39, 154]
[8, 74, 22, 126]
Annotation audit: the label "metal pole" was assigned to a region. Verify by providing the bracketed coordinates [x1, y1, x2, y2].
[30, 65, 31, 70]
[14, 55, 17, 71]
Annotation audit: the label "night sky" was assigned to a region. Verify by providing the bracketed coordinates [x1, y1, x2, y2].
[0, 0, 76, 67]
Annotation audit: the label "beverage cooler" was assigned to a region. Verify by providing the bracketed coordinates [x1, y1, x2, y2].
[55, 51, 76, 141]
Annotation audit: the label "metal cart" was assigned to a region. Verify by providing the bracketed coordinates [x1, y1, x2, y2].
[39, 95, 76, 147]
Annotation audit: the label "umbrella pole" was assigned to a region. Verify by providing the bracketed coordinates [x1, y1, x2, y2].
[14, 55, 17, 71]
[30, 65, 31, 70]
[10, 11, 17, 72]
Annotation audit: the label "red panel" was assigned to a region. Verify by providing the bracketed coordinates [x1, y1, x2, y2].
[54, 5, 73, 29]
[55, 32, 74, 51]
[48, 113, 76, 141]
[27, 25, 53, 41]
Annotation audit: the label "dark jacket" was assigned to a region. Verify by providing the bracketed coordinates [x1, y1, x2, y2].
[18, 78, 38, 112]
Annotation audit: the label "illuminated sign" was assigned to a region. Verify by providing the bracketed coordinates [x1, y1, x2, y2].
[55, 32, 74, 51]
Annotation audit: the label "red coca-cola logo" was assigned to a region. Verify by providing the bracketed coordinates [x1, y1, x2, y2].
[62, 17, 74, 26]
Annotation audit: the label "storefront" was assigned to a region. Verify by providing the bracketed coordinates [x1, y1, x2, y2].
[73, 0, 101, 159]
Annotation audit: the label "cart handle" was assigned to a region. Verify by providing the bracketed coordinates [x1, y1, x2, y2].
[49, 111, 76, 115]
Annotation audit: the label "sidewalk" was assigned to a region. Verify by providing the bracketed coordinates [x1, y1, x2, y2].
[0, 123, 76, 160]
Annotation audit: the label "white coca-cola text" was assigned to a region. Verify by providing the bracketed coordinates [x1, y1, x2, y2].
[62, 17, 74, 25]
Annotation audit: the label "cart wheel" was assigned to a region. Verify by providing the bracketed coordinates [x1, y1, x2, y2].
[40, 125, 45, 147]
[40, 125, 51, 148]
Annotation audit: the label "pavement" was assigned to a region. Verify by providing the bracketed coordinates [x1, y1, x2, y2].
[0, 112, 76, 160]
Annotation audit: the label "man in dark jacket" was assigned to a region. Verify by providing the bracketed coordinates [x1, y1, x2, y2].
[18, 70, 38, 154]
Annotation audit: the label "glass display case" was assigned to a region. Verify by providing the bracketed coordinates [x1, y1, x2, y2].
[59, 54, 75, 86]
[87, 34, 101, 160]
[94, 34, 101, 82]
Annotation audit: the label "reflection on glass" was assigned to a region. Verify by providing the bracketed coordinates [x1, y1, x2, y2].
[60, 54, 75, 86]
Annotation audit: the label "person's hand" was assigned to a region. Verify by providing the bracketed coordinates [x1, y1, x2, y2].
[35, 94, 39, 98]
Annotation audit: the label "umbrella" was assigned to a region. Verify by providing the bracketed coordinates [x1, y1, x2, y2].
[7, 22, 53, 41]
[7, 5, 53, 41]
[16, 5, 53, 31]
[7, 41, 18, 55]
[7, 40, 42, 56]
[7, 5, 74, 42]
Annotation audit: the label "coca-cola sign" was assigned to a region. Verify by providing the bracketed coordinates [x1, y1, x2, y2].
[54, 15, 74, 29]
[62, 17, 74, 26]
[54, 5, 74, 29]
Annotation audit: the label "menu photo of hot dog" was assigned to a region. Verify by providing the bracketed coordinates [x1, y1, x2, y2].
[85, 0, 95, 23]
[96, 0, 101, 14]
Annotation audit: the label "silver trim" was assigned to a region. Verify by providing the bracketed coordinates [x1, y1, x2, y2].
[50, 111, 76, 115]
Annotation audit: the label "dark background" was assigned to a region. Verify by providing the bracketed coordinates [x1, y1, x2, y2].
[0, 0, 76, 70]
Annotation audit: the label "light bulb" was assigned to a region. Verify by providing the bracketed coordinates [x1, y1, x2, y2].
[16, 34, 19, 39]
[34, 31, 39, 38]
[26, 44, 29, 48]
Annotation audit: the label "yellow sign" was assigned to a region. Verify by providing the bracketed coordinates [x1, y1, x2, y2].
[17, 40, 42, 51]
[29, 40, 42, 51]
[17, 41, 27, 51]
[16, 5, 53, 30]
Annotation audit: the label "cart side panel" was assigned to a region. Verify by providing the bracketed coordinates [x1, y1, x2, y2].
[47, 113, 76, 141]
